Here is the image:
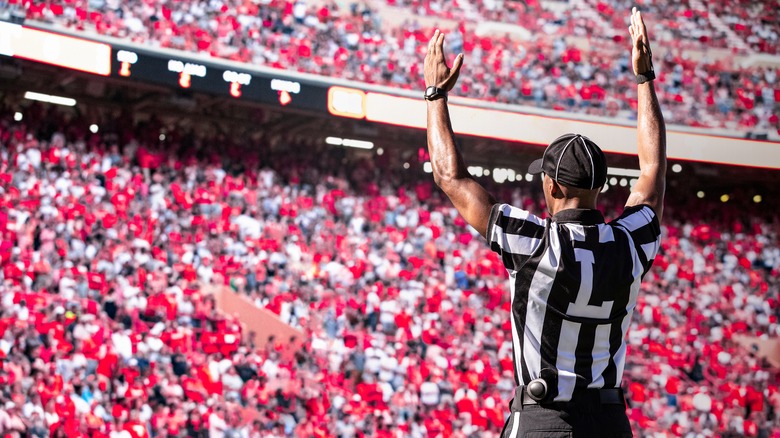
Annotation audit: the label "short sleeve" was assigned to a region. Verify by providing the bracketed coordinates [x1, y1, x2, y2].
[485, 203, 546, 271]
[610, 205, 662, 275]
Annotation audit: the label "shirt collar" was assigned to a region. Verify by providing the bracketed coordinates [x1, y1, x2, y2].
[551, 208, 605, 225]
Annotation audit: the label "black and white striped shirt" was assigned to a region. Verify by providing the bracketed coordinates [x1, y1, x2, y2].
[486, 204, 661, 402]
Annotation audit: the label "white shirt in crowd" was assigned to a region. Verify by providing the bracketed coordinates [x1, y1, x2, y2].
[420, 381, 440, 406]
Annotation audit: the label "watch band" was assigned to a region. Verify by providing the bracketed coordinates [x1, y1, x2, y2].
[636, 70, 656, 84]
[424, 86, 448, 101]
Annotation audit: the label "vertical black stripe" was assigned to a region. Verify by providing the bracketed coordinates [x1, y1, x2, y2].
[513, 263, 536, 386]
[600, 226, 636, 388]
[538, 311, 563, 400]
[537, 224, 579, 399]
[601, 322, 624, 388]
[569, 226, 602, 389]
[511, 223, 551, 386]
[573, 325, 597, 384]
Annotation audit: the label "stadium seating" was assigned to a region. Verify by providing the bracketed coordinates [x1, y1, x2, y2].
[0, 105, 778, 436]
[384, 0, 780, 58]
[15, 0, 780, 134]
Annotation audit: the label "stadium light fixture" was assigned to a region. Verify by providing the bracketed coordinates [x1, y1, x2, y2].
[753, 195, 762, 203]
[325, 136, 342, 146]
[376, 148, 384, 156]
[89, 124, 99, 133]
[13, 112, 22, 121]
[468, 166, 483, 177]
[697, 191, 705, 199]
[720, 194, 729, 203]
[607, 167, 641, 178]
[403, 162, 410, 169]
[492, 168, 516, 184]
[525, 173, 534, 182]
[619, 178, 628, 187]
[672, 164, 682, 173]
[423, 162, 432, 173]
[342, 138, 374, 150]
[325, 136, 373, 150]
[24, 91, 76, 107]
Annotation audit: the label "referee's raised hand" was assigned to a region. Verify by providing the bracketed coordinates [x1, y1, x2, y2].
[628, 7, 653, 76]
[423, 29, 464, 91]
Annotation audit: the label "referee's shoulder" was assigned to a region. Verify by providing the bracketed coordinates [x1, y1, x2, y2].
[610, 204, 659, 224]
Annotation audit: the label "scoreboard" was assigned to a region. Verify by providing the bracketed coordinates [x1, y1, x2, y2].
[0, 21, 332, 112]
[111, 47, 330, 111]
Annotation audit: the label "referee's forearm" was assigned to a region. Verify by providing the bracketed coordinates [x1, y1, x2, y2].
[426, 99, 470, 189]
[636, 82, 667, 170]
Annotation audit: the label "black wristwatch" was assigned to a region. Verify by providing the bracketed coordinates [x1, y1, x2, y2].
[424, 86, 447, 101]
[636, 70, 656, 84]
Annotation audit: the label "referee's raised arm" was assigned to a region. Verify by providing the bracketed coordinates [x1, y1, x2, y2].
[624, 7, 667, 222]
[424, 30, 496, 238]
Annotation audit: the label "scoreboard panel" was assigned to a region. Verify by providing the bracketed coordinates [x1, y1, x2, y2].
[0, 23, 332, 112]
[110, 47, 329, 111]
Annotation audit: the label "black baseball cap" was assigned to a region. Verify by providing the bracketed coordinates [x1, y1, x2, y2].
[528, 133, 607, 190]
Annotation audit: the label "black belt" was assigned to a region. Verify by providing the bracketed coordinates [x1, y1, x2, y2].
[515, 385, 625, 407]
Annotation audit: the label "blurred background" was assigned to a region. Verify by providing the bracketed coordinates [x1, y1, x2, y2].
[0, 0, 778, 437]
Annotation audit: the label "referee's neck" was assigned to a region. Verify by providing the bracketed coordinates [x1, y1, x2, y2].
[549, 197, 599, 216]
[545, 177, 600, 215]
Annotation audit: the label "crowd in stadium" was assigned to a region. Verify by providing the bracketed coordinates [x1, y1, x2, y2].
[384, 0, 779, 55]
[0, 104, 778, 437]
[12, 0, 780, 135]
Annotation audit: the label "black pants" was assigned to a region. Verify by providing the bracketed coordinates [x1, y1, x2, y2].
[500, 395, 633, 438]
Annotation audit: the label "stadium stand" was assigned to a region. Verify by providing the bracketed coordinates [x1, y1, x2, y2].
[382, 0, 769, 53]
[0, 103, 778, 437]
[13, 0, 780, 133]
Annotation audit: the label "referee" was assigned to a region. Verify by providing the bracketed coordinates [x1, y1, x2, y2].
[423, 8, 665, 437]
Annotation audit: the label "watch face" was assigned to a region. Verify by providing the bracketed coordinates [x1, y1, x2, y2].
[425, 86, 443, 100]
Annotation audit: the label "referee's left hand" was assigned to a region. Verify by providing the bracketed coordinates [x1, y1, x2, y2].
[628, 7, 653, 76]
[424, 29, 464, 92]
